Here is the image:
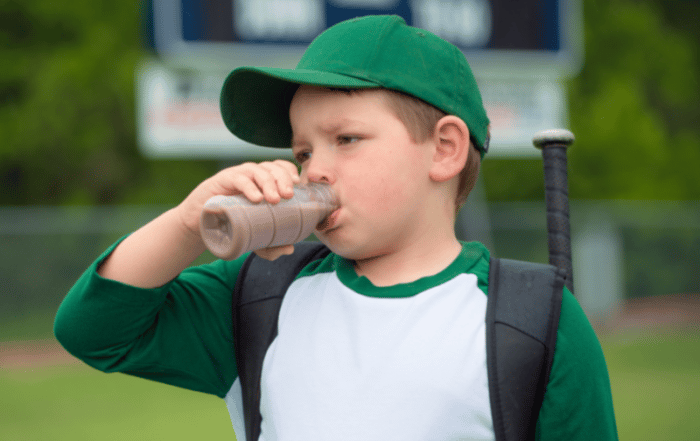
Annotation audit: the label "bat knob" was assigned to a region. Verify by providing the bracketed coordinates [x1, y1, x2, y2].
[532, 129, 575, 149]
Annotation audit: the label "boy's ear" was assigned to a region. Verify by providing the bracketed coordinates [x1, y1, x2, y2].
[428, 115, 470, 183]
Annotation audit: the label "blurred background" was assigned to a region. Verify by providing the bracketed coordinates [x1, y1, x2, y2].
[1, 0, 698, 440]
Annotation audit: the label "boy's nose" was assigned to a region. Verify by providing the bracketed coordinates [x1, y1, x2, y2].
[304, 151, 334, 184]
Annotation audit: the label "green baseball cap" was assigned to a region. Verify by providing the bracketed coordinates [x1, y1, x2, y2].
[220, 14, 491, 155]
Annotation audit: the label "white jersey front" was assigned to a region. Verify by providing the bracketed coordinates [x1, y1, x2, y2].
[225, 247, 493, 441]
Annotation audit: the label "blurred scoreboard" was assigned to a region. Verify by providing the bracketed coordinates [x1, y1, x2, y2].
[149, 0, 580, 70]
[139, 0, 582, 158]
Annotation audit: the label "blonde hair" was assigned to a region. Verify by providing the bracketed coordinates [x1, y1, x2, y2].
[381, 89, 481, 210]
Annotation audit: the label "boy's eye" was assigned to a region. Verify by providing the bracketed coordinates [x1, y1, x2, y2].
[294, 150, 311, 164]
[337, 135, 361, 145]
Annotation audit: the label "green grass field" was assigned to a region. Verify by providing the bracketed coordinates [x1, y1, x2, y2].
[1, 364, 234, 441]
[2, 329, 699, 440]
[601, 329, 700, 440]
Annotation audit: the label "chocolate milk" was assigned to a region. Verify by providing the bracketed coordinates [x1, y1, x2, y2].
[199, 183, 338, 260]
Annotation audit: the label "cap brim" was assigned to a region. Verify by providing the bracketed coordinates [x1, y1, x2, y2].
[221, 67, 379, 148]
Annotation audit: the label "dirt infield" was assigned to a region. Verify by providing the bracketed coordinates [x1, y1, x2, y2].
[0, 338, 78, 369]
[613, 293, 700, 331]
[2, 294, 698, 370]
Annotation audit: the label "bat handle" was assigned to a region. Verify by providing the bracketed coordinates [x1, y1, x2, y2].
[533, 129, 575, 293]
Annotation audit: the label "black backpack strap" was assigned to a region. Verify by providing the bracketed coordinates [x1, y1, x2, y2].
[486, 257, 566, 441]
[231, 242, 331, 441]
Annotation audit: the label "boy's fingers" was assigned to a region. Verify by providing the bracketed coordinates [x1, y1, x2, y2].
[260, 161, 298, 199]
[254, 171, 282, 204]
[221, 168, 264, 203]
[212, 160, 299, 204]
[273, 160, 301, 184]
[233, 163, 281, 204]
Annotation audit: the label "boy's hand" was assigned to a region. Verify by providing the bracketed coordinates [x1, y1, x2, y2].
[96, 160, 300, 287]
[176, 160, 301, 243]
[253, 244, 296, 261]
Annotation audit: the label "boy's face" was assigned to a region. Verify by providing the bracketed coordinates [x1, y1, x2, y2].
[289, 86, 437, 261]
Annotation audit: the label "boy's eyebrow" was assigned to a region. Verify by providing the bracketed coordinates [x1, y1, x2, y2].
[290, 137, 308, 150]
[320, 118, 367, 133]
[292, 118, 368, 145]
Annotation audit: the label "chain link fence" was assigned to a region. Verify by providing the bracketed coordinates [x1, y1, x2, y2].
[1, 201, 698, 337]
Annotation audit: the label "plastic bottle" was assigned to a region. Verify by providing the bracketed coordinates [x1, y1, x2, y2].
[199, 183, 338, 260]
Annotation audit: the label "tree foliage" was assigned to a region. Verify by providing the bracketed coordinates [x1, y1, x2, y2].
[0, 0, 217, 205]
[482, 0, 700, 200]
[1, 0, 698, 205]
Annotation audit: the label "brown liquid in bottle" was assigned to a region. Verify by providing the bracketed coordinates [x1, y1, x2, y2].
[199, 183, 337, 260]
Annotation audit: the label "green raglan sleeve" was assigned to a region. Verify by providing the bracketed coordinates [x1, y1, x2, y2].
[535, 287, 618, 440]
[54, 237, 249, 398]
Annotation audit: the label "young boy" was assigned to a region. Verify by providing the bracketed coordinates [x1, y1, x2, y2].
[55, 15, 617, 441]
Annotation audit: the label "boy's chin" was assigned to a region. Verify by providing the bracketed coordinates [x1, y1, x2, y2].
[315, 234, 353, 258]
[317, 235, 380, 262]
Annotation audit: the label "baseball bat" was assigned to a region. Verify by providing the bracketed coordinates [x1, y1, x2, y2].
[533, 129, 575, 293]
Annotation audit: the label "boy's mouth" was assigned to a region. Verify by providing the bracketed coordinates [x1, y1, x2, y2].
[316, 208, 341, 232]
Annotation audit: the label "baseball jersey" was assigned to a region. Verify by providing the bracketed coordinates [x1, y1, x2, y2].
[54, 239, 618, 441]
